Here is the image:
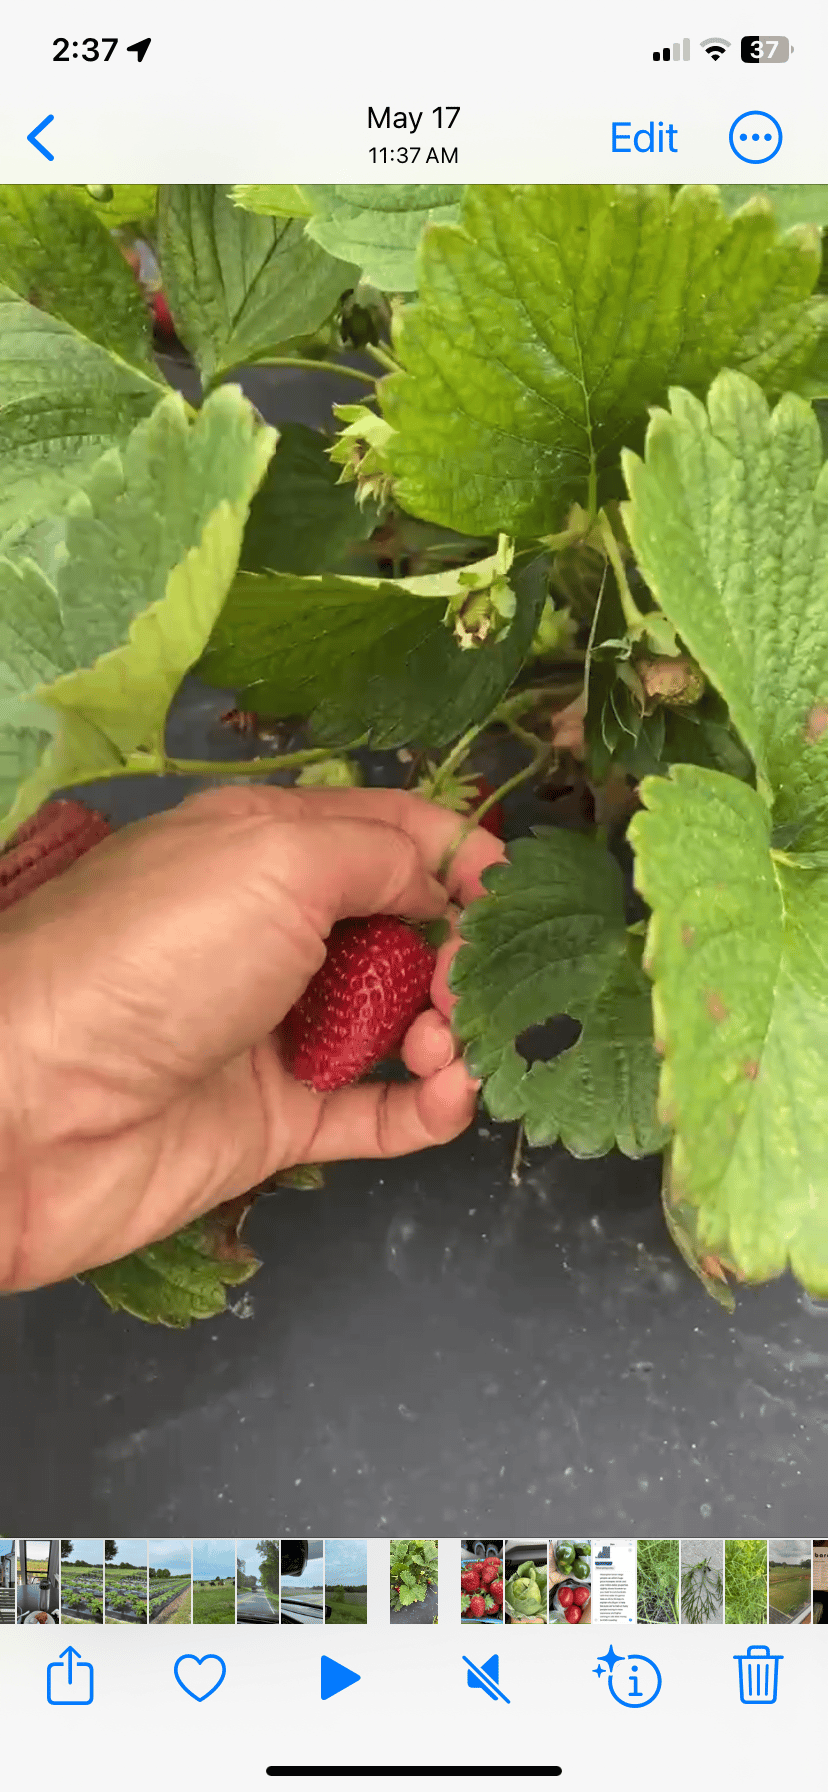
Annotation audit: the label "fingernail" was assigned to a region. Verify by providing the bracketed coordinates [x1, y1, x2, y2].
[433, 1023, 455, 1069]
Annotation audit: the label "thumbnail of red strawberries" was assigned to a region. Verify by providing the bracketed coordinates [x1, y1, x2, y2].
[460, 1553, 504, 1621]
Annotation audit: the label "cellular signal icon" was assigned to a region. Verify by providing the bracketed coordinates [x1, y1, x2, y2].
[701, 36, 730, 59]
[653, 37, 690, 61]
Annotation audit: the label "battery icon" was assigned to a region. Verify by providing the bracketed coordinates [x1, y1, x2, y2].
[741, 36, 791, 61]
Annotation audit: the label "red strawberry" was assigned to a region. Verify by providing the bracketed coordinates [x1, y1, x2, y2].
[490, 1579, 504, 1604]
[0, 799, 111, 913]
[480, 1559, 500, 1585]
[283, 915, 437, 1093]
[468, 1594, 486, 1619]
[461, 1568, 481, 1594]
[151, 289, 175, 338]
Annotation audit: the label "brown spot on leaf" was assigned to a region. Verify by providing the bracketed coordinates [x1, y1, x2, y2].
[681, 925, 695, 948]
[201, 1195, 258, 1263]
[699, 1254, 730, 1286]
[806, 703, 828, 743]
[705, 991, 728, 1023]
[743, 1059, 760, 1081]
[654, 1037, 667, 1056]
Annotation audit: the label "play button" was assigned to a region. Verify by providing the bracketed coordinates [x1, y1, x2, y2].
[320, 1655, 361, 1701]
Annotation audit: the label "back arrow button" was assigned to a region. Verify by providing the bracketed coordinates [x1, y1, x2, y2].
[27, 115, 55, 161]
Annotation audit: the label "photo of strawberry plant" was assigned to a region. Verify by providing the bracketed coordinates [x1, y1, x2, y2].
[390, 1538, 438, 1622]
[60, 1538, 104, 1624]
[104, 1538, 148, 1624]
[460, 1540, 503, 1623]
[5, 177, 828, 1339]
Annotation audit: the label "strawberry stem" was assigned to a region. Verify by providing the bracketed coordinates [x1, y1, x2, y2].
[68, 746, 354, 786]
[363, 342, 401, 375]
[436, 739, 557, 882]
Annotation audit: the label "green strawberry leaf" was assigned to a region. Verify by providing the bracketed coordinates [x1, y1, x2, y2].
[0, 184, 155, 370]
[661, 1154, 737, 1312]
[625, 369, 828, 1291]
[57, 383, 279, 666]
[79, 1197, 261, 1328]
[0, 290, 163, 536]
[301, 185, 462, 291]
[719, 185, 828, 229]
[76, 184, 159, 231]
[449, 829, 667, 1158]
[313, 551, 545, 747]
[198, 549, 544, 749]
[0, 694, 64, 822]
[0, 557, 73, 692]
[231, 185, 315, 219]
[157, 185, 359, 388]
[0, 385, 276, 841]
[231, 184, 462, 291]
[631, 766, 828, 1293]
[240, 422, 378, 576]
[622, 371, 828, 839]
[380, 184, 828, 536]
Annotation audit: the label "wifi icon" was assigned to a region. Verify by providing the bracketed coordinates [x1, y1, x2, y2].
[701, 36, 730, 59]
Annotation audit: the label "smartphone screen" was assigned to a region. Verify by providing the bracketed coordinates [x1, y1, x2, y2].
[0, 5, 824, 1787]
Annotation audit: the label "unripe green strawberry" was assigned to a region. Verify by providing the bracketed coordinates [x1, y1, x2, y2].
[0, 799, 111, 912]
[282, 915, 437, 1092]
[295, 757, 363, 790]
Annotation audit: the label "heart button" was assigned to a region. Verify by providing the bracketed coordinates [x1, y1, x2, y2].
[173, 1654, 227, 1701]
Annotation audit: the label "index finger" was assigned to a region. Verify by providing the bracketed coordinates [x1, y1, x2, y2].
[276, 784, 508, 904]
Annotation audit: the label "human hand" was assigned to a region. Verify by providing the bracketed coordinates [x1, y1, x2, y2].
[0, 782, 505, 1293]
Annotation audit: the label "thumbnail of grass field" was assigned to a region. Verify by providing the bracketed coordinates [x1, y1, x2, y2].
[769, 1561, 811, 1618]
[192, 1579, 235, 1623]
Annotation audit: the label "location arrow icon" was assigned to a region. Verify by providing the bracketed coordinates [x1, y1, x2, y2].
[127, 37, 151, 61]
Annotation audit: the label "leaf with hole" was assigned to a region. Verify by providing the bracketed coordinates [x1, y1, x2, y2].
[449, 828, 667, 1157]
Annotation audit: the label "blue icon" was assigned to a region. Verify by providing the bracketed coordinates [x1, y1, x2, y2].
[729, 110, 782, 163]
[27, 115, 55, 162]
[734, 1644, 782, 1705]
[464, 1653, 510, 1704]
[173, 1654, 226, 1702]
[46, 1645, 94, 1705]
[320, 1656, 361, 1701]
[592, 1647, 662, 1708]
